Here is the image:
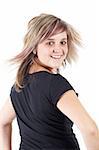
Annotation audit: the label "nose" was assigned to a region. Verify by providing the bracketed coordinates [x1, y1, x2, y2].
[53, 49, 61, 54]
[52, 44, 62, 54]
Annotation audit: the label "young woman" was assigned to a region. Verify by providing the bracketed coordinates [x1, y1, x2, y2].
[0, 13, 99, 150]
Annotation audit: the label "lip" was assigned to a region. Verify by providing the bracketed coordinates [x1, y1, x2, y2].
[51, 55, 63, 59]
[51, 54, 62, 56]
[51, 55, 63, 57]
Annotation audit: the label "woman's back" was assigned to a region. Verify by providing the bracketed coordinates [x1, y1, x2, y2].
[10, 71, 80, 150]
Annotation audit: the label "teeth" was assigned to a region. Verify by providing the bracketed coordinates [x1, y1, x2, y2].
[51, 55, 61, 59]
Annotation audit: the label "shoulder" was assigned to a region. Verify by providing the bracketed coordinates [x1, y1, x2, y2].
[50, 73, 74, 91]
[49, 73, 77, 106]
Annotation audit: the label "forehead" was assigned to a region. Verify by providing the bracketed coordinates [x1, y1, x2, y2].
[47, 31, 67, 40]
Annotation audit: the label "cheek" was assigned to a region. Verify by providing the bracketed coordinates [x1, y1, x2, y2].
[64, 47, 68, 56]
[37, 46, 50, 58]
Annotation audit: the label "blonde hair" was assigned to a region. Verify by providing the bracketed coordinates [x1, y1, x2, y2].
[9, 13, 81, 91]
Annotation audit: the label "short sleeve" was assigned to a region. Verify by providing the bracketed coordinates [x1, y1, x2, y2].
[49, 74, 78, 106]
[10, 85, 17, 114]
[10, 84, 20, 116]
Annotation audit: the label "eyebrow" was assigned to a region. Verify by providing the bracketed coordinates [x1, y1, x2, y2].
[47, 38, 67, 41]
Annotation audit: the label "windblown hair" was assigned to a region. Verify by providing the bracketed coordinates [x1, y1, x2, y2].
[9, 13, 81, 91]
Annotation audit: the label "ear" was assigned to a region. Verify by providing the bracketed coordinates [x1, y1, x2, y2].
[33, 50, 37, 54]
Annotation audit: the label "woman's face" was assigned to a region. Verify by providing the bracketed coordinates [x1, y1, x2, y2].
[36, 31, 68, 70]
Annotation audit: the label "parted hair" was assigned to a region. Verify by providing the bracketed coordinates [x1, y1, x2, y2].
[9, 13, 81, 91]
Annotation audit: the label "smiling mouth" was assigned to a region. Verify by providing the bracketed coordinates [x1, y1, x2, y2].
[51, 55, 63, 59]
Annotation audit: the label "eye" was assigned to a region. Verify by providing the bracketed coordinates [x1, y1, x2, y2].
[46, 41, 54, 46]
[60, 41, 67, 45]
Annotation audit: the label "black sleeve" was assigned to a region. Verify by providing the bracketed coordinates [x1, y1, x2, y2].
[10, 85, 18, 115]
[10, 84, 21, 117]
[49, 74, 78, 106]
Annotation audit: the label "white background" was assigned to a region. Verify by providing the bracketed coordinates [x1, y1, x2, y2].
[0, 0, 98, 149]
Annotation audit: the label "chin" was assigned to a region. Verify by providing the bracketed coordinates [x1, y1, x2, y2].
[53, 64, 62, 68]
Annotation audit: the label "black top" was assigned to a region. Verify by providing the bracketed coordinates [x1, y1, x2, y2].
[10, 71, 80, 150]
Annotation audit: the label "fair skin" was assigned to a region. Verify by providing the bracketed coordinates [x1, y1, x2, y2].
[0, 31, 99, 150]
[30, 31, 68, 74]
[36, 31, 68, 72]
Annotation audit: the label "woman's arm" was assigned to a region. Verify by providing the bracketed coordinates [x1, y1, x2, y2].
[0, 98, 16, 150]
[0, 123, 12, 150]
[57, 90, 99, 150]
